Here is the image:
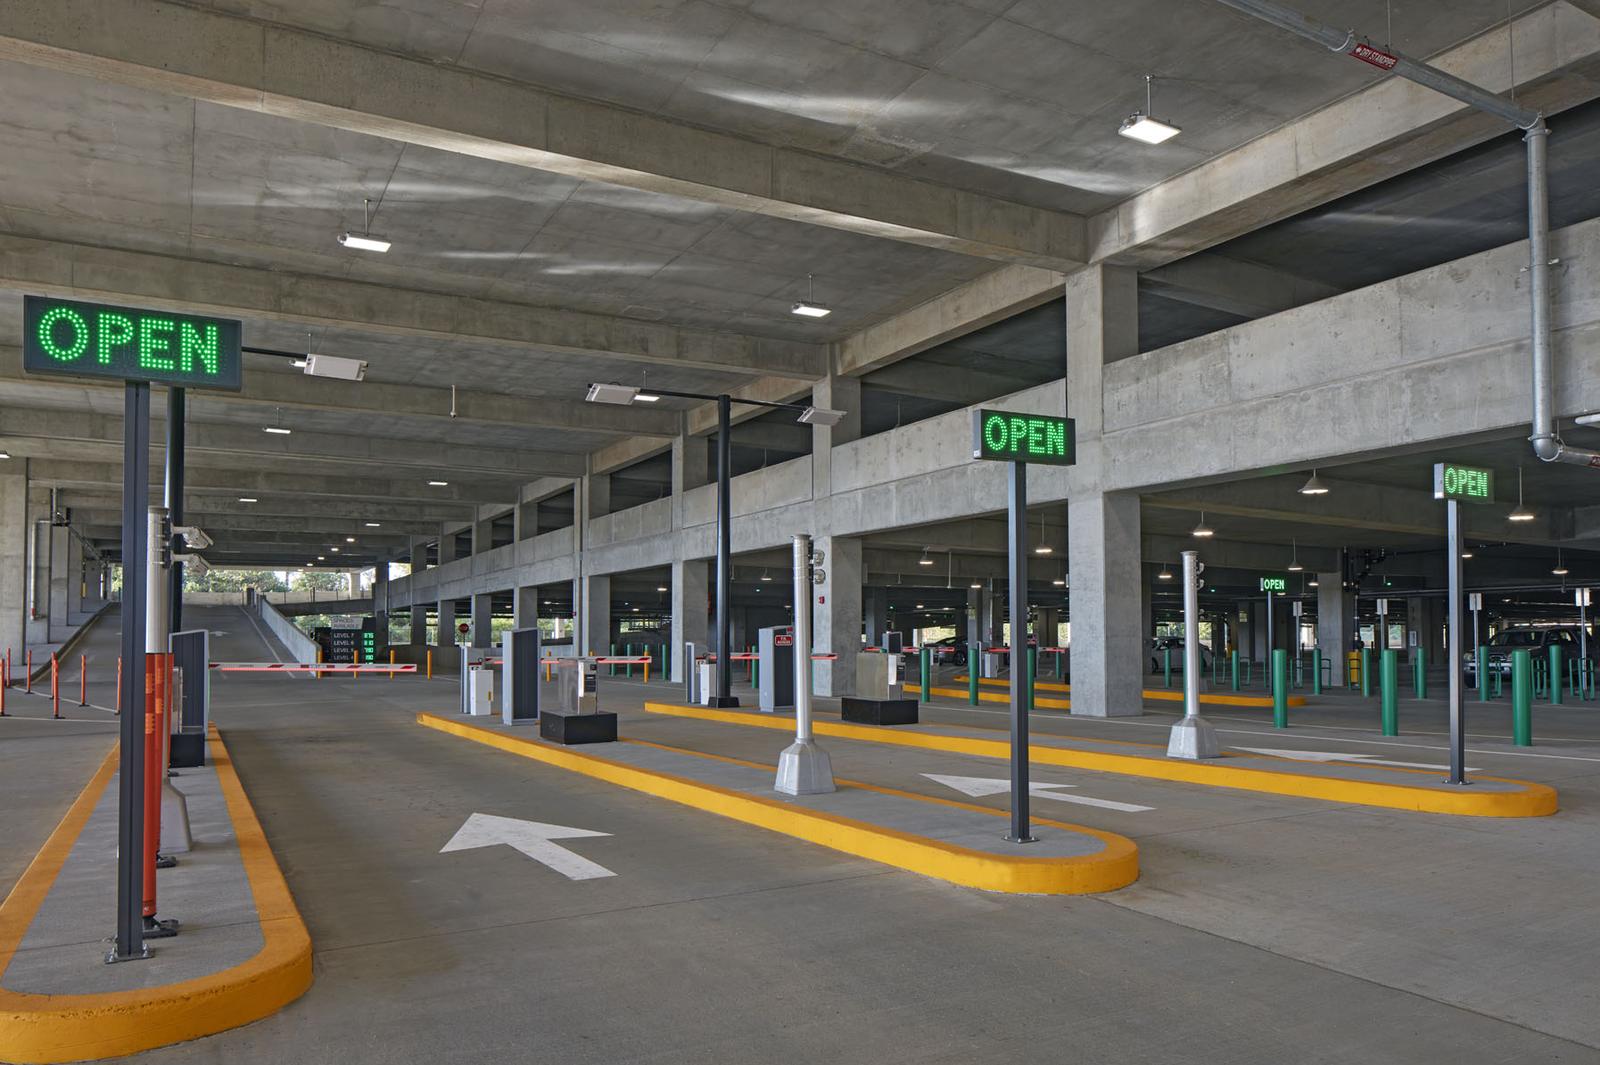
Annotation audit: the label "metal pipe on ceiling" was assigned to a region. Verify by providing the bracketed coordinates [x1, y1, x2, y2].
[1212, 0, 1600, 469]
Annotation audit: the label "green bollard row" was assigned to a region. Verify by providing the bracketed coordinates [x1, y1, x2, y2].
[1512, 649, 1533, 746]
[1271, 649, 1289, 729]
[1230, 650, 1240, 692]
[1163, 647, 1172, 689]
[609, 642, 617, 677]
[919, 646, 931, 702]
[1310, 650, 1323, 696]
[1412, 647, 1427, 700]
[1380, 649, 1399, 736]
[1360, 649, 1372, 698]
[1549, 645, 1564, 706]
[1476, 646, 1490, 702]
[968, 661, 979, 706]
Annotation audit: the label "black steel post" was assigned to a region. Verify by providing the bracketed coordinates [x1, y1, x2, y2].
[1006, 461, 1034, 843]
[112, 382, 150, 963]
[165, 387, 184, 635]
[1446, 499, 1467, 785]
[713, 393, 738, 707]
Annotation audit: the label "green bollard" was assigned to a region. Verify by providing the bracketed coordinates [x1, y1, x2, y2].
[1311, 650, 1322, 695]
[1413, 647, 1426, 700]
[626, 643, 634, 679]
[1476, 646, 1489, 702]
[1512, 649, 1533, 746]
[1163, 647, 1172, 689]
[968, 660, 979, 705]
[609, 642, 617, 677]
[1230, 650, 1240, 692]
[919, 646, 931, 702]
[1549, 644, 1564, 706]
[1272, 649, 1289, 728]
[1380, 649, 1399, 736]
[1360, 649, 1371, 698]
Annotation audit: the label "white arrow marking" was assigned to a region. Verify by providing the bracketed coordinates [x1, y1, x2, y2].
[922, 773, 1152, 813]
[1233, 747, 1479, 772]
[440, 813, 616, 880]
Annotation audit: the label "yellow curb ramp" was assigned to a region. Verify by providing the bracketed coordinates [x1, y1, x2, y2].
[950, 675, 1305, 708]
[0, 727, 312, 1064]
[643, 702, 1558, 819]
[417, 712, 1138, 895]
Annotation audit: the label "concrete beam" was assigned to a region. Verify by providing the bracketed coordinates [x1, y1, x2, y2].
[75, 510, 442, 538]
[0, 406, 585, 479]
[60, 492, 474, 525]
[0, 235, 821, 386]
[1142, 254, 1343, 319]
[29, 460, 518, 506]
[0, 0, 1086, 270]
[1091, 2, 1600, 267]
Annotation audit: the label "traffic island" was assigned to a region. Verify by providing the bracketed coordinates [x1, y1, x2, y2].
[0, 727, 312, 1064]
[641, 702, 1558, 818]
[418, 712, 1138, 895]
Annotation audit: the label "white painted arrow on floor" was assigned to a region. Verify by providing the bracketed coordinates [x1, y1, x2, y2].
[440, 813, 616, 880]
[1232, 747, 1479, 772]
[922, 774, 1153, 813]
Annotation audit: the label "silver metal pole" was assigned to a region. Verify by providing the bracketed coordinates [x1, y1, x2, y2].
[1167, 550, 1220, 759]
[774, 533, 834, 795]
[1006, 462, 1033, 843]
[1446, 500, 1467, 784]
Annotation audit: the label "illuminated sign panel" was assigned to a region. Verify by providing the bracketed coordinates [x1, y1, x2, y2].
[1260, 576, 1288, 593]
[1432, 462, 1494, 504]
[22, 295, 242, 391]
[971, 409, 1076, 466]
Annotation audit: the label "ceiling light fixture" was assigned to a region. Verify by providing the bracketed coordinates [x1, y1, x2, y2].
[1157, 564, 1173, 581]
[1118, 74, 1181, 144]
[919, 548, 935, 566]
[585, 382, 640, 405]
[1033, 512, 1053, 555]
[1461, 550, 1474, 559]
[428, 480, 449, 487]
[791, 274, 832, 318]
[1287, 538, 1303, 572]
[1509, 467, 1536, 522]
[264, 407, 291, 435]
[238, 497, 257, 503]
[1299, 469, 1330, 496]
[1192, 510, 1214, 538]
[338, 197, 391, 253]
[365, 522, 381, 527]
[329, 546, 339, 553]
[345, 536, 356, 543]
[1553, 550, 1569, 577]
[656, 585, 668, 593]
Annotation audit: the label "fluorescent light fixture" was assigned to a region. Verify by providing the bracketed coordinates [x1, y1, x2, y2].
[635, 392, 661, 402]
[1554, 564, 1570, 576]
[338, 232, 391, 253]
[1033, 544, 1053, 555]
[1052, 578, 1066, 587]
[798, 406, 846, 426]
[264, 425, 292, 435]
[291, 359, 307, 368]
[791, 301, 832, 318]
[316, 556, 325, 561]
[1157, 566, 1173, 580]
[0, 451, 10, 459]
[1119, 114, 1181, 144]
[918, 549, 935, 566]
[1461, 551, 1474, 559]
[345, 536, 356, 543]
[304, 353, 368, 381]
[1192, 511, 1215, 538]
[329, 546, 339, 553]
[1509, 467, 1535, 521]
[585, 382, 639, 405]
[365, 522, 381, 527]
[1299, 469, 1330, 495]
[656, 585, 668, 592]
[238, 497, 257, 503]
[428, 480, 449, 487]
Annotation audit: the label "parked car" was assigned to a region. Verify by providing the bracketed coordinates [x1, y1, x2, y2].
[924, 634, 968, 666]
[1150, 636, 1213, 674]
[1463, 626, 1595, 683]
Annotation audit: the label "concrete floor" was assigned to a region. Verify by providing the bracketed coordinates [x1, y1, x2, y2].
[6, 622, 1600, 1062]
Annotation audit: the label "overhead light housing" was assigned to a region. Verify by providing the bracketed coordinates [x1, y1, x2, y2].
[791, 273, 832, 318]
[338, 197, 390, 253]
[1157, 566, 1173, 581]
[264, 425, 292, 435]
[1118, 74, 1180, 144]
[1299, 469, 1330, 496]
[0, 451, 11, 460]
[798, 406, 846, 427]
[305, 353, 368, 382]
[585, 382, 640, 405]
[1509, 505, 1536, 522]
[365, 522, 381, 527]
[291, 359, 308, 369]
[656, 585, 668, 593]
[1052, 578, 1067, 587]
[1192, 511, 1214, 538]
[330, 546, 340, 553]
[345, 536, 356, 543]
[1461, 551, 1474, 559]
[238, 497, 257, 503]
[1554, 564, 1570, 576]
[428, 480, 449, 487]
[918, 549, 935, 567]
[635, 392, 661, 402]
[1287, 540, 1303, 573]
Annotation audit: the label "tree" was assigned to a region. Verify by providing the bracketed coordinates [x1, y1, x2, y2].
[183, 567, 290, 593]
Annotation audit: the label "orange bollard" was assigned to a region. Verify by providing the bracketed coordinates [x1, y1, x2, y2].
[317, 647, 325, 680]
[426, 649, 432, 680]
[80, 653, 87, 706]
[643, 656, 650, 684]
[0, 669, 6, 716]
[26, 649, 32, 693]
[142, 657, 158, 920]
[51, 653, 60, 719]
[389, 648, 396, 680]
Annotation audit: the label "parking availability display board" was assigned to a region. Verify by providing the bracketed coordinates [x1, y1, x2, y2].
[23, 295, 242, 391]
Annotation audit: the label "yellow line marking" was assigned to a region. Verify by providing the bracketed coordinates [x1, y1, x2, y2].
[0, 727, 313, 1064]
[642, 703, 1557, 818]
[419, 713, 1138, 895]
[950, 675, 1305, 707]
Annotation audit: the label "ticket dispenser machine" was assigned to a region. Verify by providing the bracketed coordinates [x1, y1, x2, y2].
[540, 656, 618, 745]
[758, 626, 796, 712]
[842, 649, 919, 726]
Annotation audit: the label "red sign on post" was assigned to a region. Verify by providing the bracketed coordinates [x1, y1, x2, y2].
[1350, 42, 1398, 70]
[458, 622, 470, 634]
[775, 634, 794, 647]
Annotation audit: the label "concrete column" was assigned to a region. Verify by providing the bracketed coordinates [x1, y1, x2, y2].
[581, 574, 610, 657]
[470, 591, 493, 648]
[371, 559, 389, 645]
[513, 585, 537, 629]
[670, 558, 709, 683]
[24, 489, 49, 648]
[1407, 597, 1426, 662]
[47, 523, 70, 643]
[0, 471, 25, 662]
[813, 535, 861, 697]
[810, 368, 861, 500]
[436, 527, 457, 565]
[1140, 576, 1153, 644]
[1037, 607, 1060, 648]
[585, 471, 611, 520]
[410, 603, 428, 646]
[864, 587, 888, 647]
[437, 599, 457, 645]
[66, 534, 85, 621]
[1316, 574, 1353, 686]
[1064, 264, 1141, 717]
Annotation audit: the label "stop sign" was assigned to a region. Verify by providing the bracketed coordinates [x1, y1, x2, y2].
[458, 622, 469, 634]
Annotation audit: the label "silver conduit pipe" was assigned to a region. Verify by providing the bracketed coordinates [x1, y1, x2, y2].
[1212, 0, 1600, 468]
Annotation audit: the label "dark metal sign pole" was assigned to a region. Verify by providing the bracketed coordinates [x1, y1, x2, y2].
[713, 393, 737, 707]
[1446, 498, 1467, 785]
[111, 381, 150, 963]
[1006, 460, 1034, 843]
[166, 387, 185, 635]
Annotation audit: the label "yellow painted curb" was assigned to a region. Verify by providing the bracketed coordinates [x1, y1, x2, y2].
[951, 675, 1305, 708]
[643, 702, 1558, 819]
[0, 728, 312, 1063]
[417, 713, 1138, 895]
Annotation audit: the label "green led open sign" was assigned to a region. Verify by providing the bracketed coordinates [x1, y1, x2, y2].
[1260, 576, 1288, 593]
[22, 295, 242, 391]
[1432, 462, 1494, 504]
[971, 409, 1076, 466]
